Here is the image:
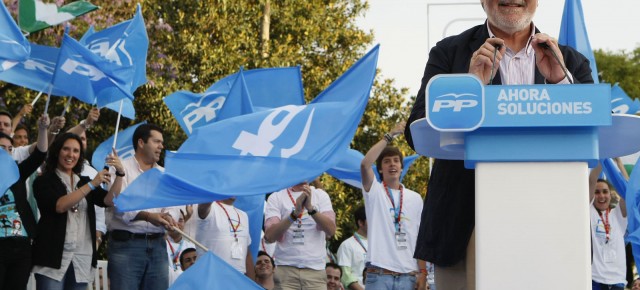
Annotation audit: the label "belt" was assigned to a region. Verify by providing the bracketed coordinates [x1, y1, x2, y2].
[365, 267, 417, 277]
[110, 230, 164, 241]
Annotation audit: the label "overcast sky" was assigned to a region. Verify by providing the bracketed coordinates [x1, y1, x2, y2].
[358, 0, 640, 96]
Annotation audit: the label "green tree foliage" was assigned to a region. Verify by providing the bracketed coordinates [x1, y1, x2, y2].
[595, 48, 640, 99]
[1, 0, 430, 251]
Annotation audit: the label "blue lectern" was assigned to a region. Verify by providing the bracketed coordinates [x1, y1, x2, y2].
[409, 74, 640, 289]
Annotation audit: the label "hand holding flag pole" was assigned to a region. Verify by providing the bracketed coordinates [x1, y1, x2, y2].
[171, 226, 209, 252]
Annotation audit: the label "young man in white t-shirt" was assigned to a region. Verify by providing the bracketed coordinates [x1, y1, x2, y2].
[196, 197, 254, 278]
[264, 181, 336, 290]
[336, 206, 367, 290]
[360, 122, 426, 290]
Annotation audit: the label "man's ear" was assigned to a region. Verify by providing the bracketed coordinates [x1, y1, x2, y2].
[480, 0, 485, 10]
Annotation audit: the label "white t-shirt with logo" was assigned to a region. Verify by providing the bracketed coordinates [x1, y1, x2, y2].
[264, 187, 334, 270]
[196, 202, 251, 273]
[591, 204, 627, 285]
[363, 180, 423, 273]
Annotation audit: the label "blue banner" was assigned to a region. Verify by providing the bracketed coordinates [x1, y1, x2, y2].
[165, 67, 304, 135]
[0, 148, 19, 196]
[0, 43, 67, 96]
[169, 251, 262, 290]
[91, 122, 146, 171]
[558, 0, 599, 83]
[53, 33, 135, 106]
[0, 0, 30, 70]
[115, 44, 379, 211]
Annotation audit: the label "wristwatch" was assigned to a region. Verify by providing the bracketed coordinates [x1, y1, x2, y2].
[307, 206, 318, 216]
[80, 119, 92, 130]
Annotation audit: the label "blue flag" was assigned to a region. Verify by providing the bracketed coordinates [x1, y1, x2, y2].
[102, 98, 136, 120]
[91, 122, 146, 171]
[164, 90, 227, 135]
[216, 69, 254, 121]
[601, 158, 628, 195]
[0, 43, 67, 96]
[558, 0, 599, 83]
[208, 67, 305, 110]
[0, 148, 19, 196]
[165, 67, 304, 135]
[622, 156, 640, 273]
[115, 44, 380, 211]
[234, 194, 264, 264]
[169, 251, 263, 290]
[326, 149, 367, 188]
[0, 0, 30, 71]
[53, 33, 135, 106]
[611, 83, 640, 115]
[79, 4, 148, 95]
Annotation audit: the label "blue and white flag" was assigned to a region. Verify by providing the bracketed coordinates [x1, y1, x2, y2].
[52, 33, 135, 106]
[79, 4, 148, 96]
[115, 45, 380, 211]
[0, 0, 30, 71]
[558, 0, 599, 83]
[165, 67, 303, 135]
[0, 148, 19, 196]
[164, 90, 227, 135]
[0, 43, 67, 96]
[169, 251, 263, 290]
[91, 122, 146, 171]
[611, 83, 640, 115]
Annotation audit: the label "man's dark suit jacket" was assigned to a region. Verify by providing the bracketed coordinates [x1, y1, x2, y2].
[405, 22, 594, 266]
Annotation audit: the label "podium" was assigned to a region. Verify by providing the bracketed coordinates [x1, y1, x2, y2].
[409, 74, 640, 289]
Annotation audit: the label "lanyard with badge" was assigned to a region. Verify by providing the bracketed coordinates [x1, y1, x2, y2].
[597, 208, 616, 263]
[216, 202, 245, 260]
[384, 182, 407, 250]
[167, 239, 184, 271]
[287, 189, 305, 245]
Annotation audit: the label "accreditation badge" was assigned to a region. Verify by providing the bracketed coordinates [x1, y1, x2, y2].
[231, 241, 244, 260]
[292, 228, 305, 245]
[395, 231, 408, 250]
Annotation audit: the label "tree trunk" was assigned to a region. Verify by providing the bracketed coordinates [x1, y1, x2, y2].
[261, 0, 271, 58]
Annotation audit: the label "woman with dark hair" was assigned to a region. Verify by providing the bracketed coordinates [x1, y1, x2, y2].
[32, 132, 124, 289]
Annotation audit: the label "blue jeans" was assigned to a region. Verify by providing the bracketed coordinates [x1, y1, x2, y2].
[108, 234, 168, 290]
[35, 263, 87, 290]
[592, 280, 625, 290]
[365, 272, 416, 290]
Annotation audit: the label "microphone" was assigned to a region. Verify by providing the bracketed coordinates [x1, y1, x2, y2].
[488, 43, 502, 85]
[537, 41, 573, 84]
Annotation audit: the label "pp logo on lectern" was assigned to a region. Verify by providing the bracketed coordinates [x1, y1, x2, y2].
[426, 74, 485, 132]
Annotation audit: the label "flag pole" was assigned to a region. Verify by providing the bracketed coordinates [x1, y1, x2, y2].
[112, 100, 124, 149]
[60, 96, 73, 116]
[43, 84, 53, 115]
[172, 226, 209, 252]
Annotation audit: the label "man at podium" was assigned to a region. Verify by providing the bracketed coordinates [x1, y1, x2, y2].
[405, 1, 594, 289]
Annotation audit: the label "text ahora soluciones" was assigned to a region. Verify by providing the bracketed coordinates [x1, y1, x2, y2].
[497, 88, 592, 116]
